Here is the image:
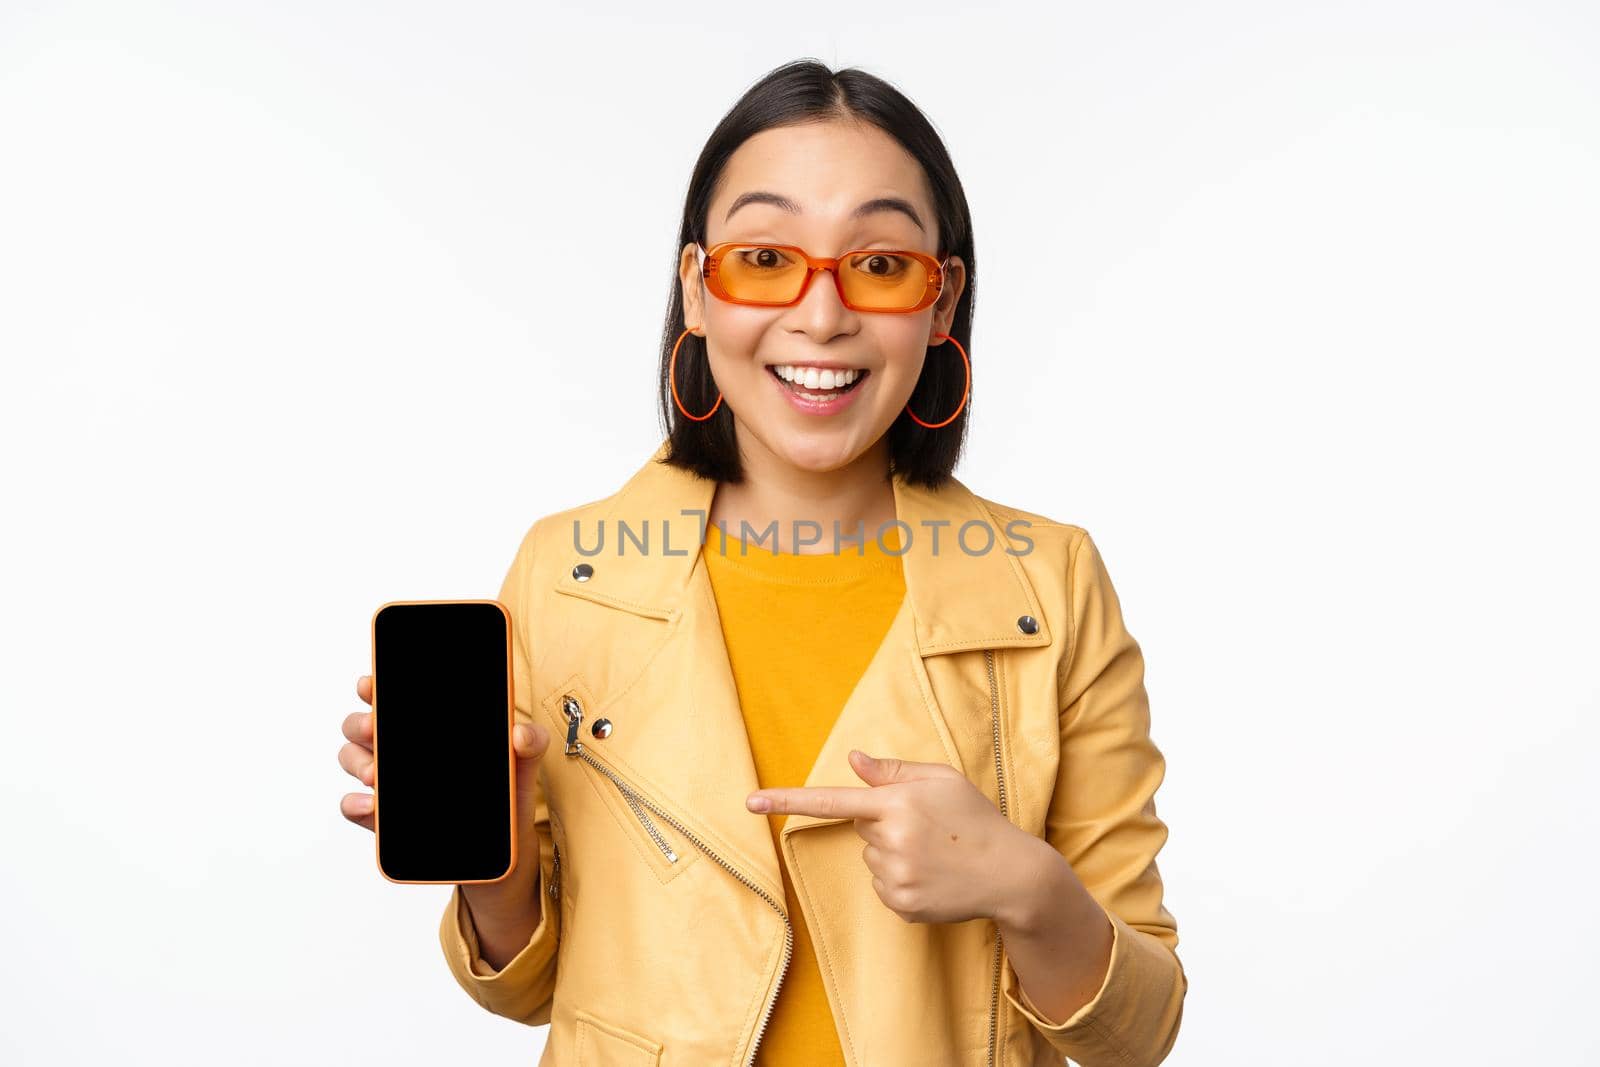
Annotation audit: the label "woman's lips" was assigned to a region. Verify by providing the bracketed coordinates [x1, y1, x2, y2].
[767, 365, 869, 416]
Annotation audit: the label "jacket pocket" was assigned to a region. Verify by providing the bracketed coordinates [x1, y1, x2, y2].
[543, 682, 699, 885]
[574, 1006, 662, 1066]
[579, 743, 700, 884]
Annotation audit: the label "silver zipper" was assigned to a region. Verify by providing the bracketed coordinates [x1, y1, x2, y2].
[562, 696, 678, 863]
[561, 693, 793, 1066]
[985, 648, 1007, 1067]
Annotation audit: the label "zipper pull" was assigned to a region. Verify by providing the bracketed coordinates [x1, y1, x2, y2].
[548, 839, 561, 900]
[562, 695, 584, 756]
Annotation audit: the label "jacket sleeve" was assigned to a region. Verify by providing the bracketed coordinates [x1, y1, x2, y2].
[437, 521, 563, 1026]
[1000, 529, 1187, 1066]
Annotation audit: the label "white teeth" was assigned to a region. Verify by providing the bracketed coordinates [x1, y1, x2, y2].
[773, 364, 861, 388]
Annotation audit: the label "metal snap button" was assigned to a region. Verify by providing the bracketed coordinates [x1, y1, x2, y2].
[1016, 614, 1039, 634]
[572, 562, 594, 581]
[591, 718, 612, 739]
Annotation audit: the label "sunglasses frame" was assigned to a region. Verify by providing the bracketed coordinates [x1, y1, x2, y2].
[696, 241, 950, 314]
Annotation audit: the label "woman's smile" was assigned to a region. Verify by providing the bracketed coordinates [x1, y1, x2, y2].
[765, 362, 871, 415]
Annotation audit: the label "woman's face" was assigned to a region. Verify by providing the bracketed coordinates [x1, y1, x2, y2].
[679, 119, 966, 476]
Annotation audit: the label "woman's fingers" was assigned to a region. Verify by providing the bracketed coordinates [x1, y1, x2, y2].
[341, 709, 373, 747]
[343, 677, 377, 832]
[340, 690, 548, 848]
[341, 791, 374, 831]
[339, 739, 375, 786]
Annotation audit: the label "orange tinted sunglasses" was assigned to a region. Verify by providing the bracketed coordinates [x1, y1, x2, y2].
[696, 241, 949, 313]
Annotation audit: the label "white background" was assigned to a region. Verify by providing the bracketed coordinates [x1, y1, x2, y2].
[2, 2, 1596, 1064]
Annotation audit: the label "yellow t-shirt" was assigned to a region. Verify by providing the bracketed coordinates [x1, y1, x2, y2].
[702, 521, 906, 1066]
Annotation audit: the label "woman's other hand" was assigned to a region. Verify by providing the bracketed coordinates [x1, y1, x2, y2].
[746, 750, 1045, 925]
[340, 673, 554, 973]
[337, 673, 553, 884]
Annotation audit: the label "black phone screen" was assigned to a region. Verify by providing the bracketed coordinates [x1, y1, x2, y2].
[372, 601, 514, 884]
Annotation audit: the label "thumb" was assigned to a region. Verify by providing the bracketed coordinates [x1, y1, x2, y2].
[514, 722, 551, 763]
[849, 749, 951, 786]
[512, 723, 551, 828]
[849, 749, 911, 786]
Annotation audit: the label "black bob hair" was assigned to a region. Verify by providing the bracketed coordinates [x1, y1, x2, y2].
[656, 58, 976, 491]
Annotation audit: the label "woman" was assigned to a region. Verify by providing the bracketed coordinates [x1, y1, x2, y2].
[339, 59, 1185, 1066]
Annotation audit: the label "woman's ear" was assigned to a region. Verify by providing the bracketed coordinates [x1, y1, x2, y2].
[679, 243, 706, 333]
[932, 255, 966, 340]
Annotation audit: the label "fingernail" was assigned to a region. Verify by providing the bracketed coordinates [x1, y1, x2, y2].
[354, 795, 372, 814]
[747, 795, 770, 812]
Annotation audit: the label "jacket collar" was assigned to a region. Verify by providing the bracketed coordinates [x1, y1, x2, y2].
[553, 440, 1053, 656]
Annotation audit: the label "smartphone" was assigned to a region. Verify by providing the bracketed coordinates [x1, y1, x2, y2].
[370, 599, 517, 885]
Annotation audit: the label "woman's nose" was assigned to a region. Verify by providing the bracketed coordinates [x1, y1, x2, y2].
[787, 264, 854, 337]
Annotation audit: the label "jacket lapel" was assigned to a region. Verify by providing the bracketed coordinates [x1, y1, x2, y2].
[546, 441, 1053, 901]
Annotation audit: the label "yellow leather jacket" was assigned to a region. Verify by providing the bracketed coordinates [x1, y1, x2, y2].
[438, 441, 1186, 1066]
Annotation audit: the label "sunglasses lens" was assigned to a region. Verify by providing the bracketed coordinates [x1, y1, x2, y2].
[713, 245, 934, 311]
[838, 251, 933, 311]
[715, 245, 809, 304]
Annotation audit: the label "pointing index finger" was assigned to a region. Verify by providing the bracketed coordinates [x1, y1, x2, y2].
[748, 786, 884, 820]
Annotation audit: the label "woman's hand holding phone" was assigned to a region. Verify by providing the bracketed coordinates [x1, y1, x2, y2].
[338, 672, 555, 972]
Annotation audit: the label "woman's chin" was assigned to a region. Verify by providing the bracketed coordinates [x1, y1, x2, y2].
[767, 428, 875, 474]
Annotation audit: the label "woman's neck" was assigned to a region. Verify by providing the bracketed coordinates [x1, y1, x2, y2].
[707, 436, 896, 555]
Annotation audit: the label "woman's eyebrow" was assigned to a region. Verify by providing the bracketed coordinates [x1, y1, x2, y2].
[723, 190, 926, 233]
